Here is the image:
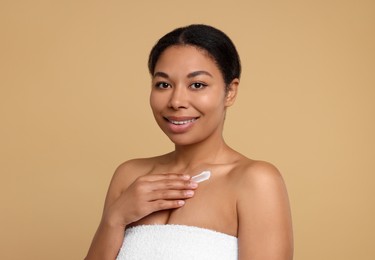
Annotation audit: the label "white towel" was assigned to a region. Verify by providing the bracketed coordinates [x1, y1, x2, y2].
[116, 224, 238, 260]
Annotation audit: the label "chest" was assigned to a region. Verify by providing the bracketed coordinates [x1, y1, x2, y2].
[132, 175, 238, 236]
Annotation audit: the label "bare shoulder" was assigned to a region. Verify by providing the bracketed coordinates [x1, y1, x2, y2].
[233, 159, 286, 191]
[110, 155, 169, 189]
[233, 158, 294, 259]
[233, 158, 290, 217]
[102, 156, 162, 210]
[113, 158, 156, 183]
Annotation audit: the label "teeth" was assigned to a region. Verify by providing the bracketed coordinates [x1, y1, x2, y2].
[169, 118, 196, 125]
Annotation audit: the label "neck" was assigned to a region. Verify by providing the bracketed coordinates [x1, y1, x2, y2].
[170, 135, 231, 171]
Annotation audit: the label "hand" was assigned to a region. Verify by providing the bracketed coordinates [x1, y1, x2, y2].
[103, 173, 198, 227]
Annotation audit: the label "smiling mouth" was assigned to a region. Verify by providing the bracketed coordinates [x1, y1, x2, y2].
[164, 117, 199, 125]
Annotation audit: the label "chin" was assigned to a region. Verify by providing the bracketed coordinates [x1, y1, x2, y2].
[167, 134, 203, 147]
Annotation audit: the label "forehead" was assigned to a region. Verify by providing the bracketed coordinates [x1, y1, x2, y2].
[154, 45, 221, 75]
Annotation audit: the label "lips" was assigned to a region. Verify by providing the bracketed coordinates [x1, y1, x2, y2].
[166, 117, 198, 125]
[163, 116, 200, 133]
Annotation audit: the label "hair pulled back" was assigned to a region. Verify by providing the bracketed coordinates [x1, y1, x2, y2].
[148, 24, 241, 86]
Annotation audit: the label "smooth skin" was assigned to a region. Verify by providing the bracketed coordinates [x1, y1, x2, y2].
[85, 46, 293, 260]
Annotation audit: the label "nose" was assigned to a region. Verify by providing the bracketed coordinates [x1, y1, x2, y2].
[168, 86, 188, 110]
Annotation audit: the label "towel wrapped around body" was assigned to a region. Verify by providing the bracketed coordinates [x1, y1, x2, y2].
[116, 224, 238, 260]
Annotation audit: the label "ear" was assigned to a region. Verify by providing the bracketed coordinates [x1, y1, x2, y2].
[225, 78, 239, 107]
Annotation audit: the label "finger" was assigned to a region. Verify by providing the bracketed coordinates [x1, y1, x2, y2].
[128, 179, 196, 203]
[150, 189, 195, 201]
[149, 179, 198, 191]
[150, 199, 186, 211]
[138, 173, 191, 182]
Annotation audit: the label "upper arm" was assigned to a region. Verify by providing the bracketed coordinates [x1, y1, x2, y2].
[237, 161, 293, 260]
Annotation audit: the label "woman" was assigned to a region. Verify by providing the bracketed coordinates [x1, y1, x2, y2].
[85, 24, 293, 260]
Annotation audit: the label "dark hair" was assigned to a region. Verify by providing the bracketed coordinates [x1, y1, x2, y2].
[148, 24, 241, 87]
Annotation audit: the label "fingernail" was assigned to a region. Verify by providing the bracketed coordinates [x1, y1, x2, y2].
[178, 200, 185, 206]
[181, 174, 190, 180]
[186, 190, 194, 196]
[189, 181, 198, 188]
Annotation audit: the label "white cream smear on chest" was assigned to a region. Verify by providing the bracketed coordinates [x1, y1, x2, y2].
[191, 170, 211, 183]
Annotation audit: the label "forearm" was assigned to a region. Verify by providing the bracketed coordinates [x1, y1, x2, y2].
[85, 220, 125, 260]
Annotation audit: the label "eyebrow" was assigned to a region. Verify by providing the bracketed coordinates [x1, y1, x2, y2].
[153, 70, 213, 79]
[153, 71, 169, 78]
[187, 71, 213, 78]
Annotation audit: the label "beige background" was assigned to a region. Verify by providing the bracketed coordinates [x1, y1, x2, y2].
[1, 0, 374, 259]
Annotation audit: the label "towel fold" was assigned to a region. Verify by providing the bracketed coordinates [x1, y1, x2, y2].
[116, 224, 238, 260]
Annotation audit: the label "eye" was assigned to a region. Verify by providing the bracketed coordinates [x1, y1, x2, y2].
[190, 82, 207, 90]
[154, 82, 171, 89]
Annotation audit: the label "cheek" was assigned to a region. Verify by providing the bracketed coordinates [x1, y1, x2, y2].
[149, 91, 160, 112]
[197, 92, 225, 110]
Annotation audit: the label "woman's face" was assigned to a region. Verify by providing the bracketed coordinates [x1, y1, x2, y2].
[150, 45, 237, 146]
